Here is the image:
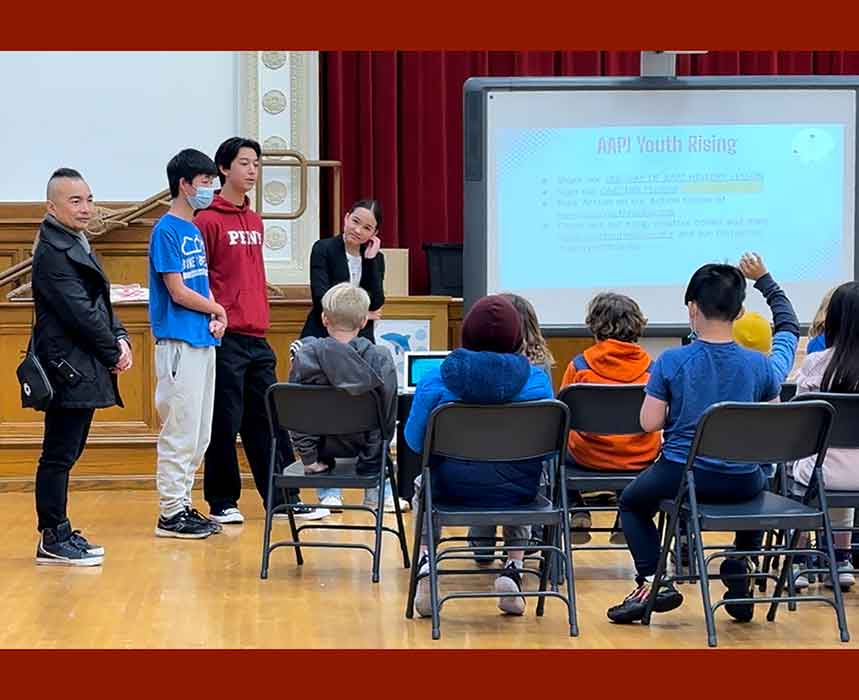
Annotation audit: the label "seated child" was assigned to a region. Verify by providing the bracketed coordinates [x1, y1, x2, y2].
[468, 292, 554, 560]
[288, 283, 398, 496]
[405, 294, 554, 617]
[561, 293, 661, 544]
[792, 281, 859, 591]
[731, 253, 799, 384]
[607, 252, 799, 625]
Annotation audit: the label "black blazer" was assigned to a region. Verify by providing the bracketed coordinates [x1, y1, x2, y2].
[300, 235, 385, 342]
[31, 216, 126, 409]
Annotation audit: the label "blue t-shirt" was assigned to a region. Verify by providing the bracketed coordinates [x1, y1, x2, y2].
[148, 213, 218, 347]
[646, 340, 781, 473]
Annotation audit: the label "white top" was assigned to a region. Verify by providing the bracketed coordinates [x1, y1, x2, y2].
[346, 252, 362, 287]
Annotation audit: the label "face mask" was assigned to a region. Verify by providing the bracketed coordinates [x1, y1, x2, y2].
[187, 184, 216, 210]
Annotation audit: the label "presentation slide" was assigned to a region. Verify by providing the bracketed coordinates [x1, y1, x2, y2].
[484, 89, 856, 327]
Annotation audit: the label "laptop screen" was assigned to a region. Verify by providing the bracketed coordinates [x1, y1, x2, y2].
[405, 352, 449, 390]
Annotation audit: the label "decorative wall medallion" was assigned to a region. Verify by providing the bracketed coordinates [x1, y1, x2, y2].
[263, 135, 288, 152]
[263, 180, 288, 206]
[265, 224, 288, 251]
[261, 51, 287, 70]
[262, 89, 287, 114]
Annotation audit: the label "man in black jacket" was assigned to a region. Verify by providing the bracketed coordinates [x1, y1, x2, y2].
[30, 168, 132, 566]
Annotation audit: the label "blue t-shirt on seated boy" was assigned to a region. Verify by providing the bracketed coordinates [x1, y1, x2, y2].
[607, 253, 800, 628]
[148, 213, 219, 347]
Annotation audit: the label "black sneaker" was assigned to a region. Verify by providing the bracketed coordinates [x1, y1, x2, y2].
[155, 509, 213, 539]
[720, 557, 754, 622]
[36, 521, 103, 566]
[494, 562, 526, 615]
[70, 529, 104, 556]
[607, 579, 684, 624]
[469, 537, 497, 567]
[186, 507, 222, 534]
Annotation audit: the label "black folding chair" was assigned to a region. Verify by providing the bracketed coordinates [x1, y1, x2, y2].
[785, 393, 859, 603]
[557, 385, 665, 609]
[260, 384, 410, 583]
[642, 400, 849, 647]
[404, 400, 576, 640]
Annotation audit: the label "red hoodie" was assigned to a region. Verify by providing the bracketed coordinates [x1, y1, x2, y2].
[561, 339, 661, 470]
[194, 193, 269, 337]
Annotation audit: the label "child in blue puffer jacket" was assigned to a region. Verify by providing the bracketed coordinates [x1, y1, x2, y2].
[405, 294, 554, 617]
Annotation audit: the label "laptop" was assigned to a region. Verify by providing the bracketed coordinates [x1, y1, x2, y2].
[402, 351, 450, 393]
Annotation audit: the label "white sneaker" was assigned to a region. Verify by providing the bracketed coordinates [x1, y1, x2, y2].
[294, 507, 331, 520]
[792, 565, 810, 590]
[414, 555, 432, 618]
[825, 561, 855, 590]
[209, 507, 245, 524]
[494, 561, 526, 615]
[320, 495, 343, 512]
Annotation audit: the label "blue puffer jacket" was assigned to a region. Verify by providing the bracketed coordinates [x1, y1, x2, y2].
[404, 349, 554, 507]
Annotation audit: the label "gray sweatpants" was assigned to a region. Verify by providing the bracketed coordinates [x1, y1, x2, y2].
[154, 340, 216, 518]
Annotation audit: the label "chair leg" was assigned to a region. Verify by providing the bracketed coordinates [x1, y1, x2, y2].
[260, 448, 277, 580]
[405, 491, 425, 619]
[425, 510, 442, 640]
[690, 521, 718, 647]
[388, 463, 411, 568]
[643, 507, 678, 625]
[371, 467, 386, 584]
[821, 513, 851, 643]
[561, 510, 578, 637]
[536, 526, 551, 618]
[287, 507, 304, 566]
[767, 529, 799, 622]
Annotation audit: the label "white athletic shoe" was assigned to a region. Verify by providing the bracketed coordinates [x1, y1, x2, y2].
[320, 495, 344, 512]
[209, 507, 245, 524]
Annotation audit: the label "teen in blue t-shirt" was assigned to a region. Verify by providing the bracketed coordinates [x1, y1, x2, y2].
[607, 253, 799, 626]
[147, 149, 228, 541]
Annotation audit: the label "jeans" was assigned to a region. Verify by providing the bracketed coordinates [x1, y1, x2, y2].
[204, 333, 295, 512]
[318, 480, 393, 503]
[36, 406, 94, 531]
[619, 456, 767, 578]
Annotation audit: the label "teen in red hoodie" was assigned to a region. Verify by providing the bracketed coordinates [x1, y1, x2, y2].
[194, 137, 299, 523]
[560, 293, 661, 543]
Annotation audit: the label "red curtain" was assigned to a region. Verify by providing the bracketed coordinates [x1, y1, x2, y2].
[320, 51, 859, 294]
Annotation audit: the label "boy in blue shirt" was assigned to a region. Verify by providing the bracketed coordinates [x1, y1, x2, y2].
[608, 253, 799, 624]
[149, 149, 228, 539]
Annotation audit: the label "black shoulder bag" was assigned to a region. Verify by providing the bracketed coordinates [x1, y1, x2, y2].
[17, 308, 53, 411]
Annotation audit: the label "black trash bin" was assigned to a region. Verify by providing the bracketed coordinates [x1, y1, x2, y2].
[422, 243, 462, 297]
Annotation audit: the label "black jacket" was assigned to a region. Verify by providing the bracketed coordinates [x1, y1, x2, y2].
[300, 235, 385, 343]
[31, 216, 126, 409]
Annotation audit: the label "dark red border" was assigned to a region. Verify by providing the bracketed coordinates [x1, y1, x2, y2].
[4, 0, 859, 49]
[4, 648, 859, 695]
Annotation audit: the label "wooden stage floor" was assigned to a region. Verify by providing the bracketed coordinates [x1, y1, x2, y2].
[1, 488, 856, 649]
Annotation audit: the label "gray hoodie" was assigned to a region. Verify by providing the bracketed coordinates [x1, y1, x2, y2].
[288, 336, 398, 439]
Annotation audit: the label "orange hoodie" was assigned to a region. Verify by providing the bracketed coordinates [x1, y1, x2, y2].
[561, 339, 661, 471]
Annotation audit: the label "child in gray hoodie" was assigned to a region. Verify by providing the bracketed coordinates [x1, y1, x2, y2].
[288, 283, 398, 507]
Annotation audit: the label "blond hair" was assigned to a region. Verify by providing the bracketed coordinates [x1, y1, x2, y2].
[322, 282, 370, 331]
[500, 293, 555, 368]
[810, 287, 837, 338]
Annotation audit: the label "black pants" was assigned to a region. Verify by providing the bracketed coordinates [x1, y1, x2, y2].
[203, 333, 295, 512]
[619, 456, 767, 578]
[36, 406, 94, 531]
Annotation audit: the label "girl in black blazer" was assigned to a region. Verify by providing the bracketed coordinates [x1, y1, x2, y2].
[301, 199, 385, 342]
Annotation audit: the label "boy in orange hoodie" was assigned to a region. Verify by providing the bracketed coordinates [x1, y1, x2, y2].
[560, 293, 660, 542]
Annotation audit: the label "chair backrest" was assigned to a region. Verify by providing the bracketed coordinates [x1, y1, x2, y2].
[780, 382, 797, 403]
[688, 401, 834, 467]
[422, 400, 569, 467]
[791, 392, 859, 449]
[557, 383, 646, 435]
[265, 383, 383, 436]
